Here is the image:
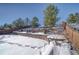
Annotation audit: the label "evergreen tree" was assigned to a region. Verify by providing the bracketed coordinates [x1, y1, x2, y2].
[12, 18, 25, 29]
[44, 4, 59, 28]
[31, 16, 39, 28]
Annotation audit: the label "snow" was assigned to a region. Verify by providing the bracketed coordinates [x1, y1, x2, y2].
[17, 32, 27, 33]
[0, 34, 76, 55]
[53, 42, 71, 55]
[0, 43, 36, 55]
[47, 34, 66, 40]
[0, 35, 47, 55]
[1, 35, 47, 47]
[41, 41, 56, 55]
[30, 32, 46, 35]
[41, 41, 71, 55]
[17, 31, 46, 35]
[13, 31, 27, 33]
[59, 43, 71, 55]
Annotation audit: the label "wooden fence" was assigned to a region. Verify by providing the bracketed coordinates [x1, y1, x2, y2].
[63, 22, 79, 51]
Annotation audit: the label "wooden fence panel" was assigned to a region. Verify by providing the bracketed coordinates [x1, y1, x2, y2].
[64, 23, 79, 51]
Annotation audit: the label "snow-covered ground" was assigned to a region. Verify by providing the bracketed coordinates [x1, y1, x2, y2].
[13, 31, 27, 34]
[41, 41, 72, 55]
[41, 41, 56, 55]
[0, 35, 48, 55]
[0, 34, 77, 55]
[47, 34, 66, 40]
[30, 32, 46, 35]
[15, 31, 46, 35]
[53, 42, 71, 55]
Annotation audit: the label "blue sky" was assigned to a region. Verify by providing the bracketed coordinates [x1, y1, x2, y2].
[0, 3, 79, 26]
